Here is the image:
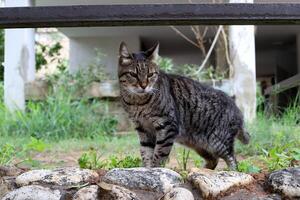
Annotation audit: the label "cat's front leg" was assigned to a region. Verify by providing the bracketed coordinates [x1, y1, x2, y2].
[136, 126, 156, 168]
[152, 121, 178, 167]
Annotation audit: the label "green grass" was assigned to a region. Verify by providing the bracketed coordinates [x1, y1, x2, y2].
[0, 83, 118, 141]
[236, 102, 300, 156]
[0, 80, 299, 172]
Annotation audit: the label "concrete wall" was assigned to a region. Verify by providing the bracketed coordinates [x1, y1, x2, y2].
[69, 35, 205, 76]
[69, 37, 140, 76]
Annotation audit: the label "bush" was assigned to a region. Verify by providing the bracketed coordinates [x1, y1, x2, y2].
[78, 148, 141, 170]
[0, 82, 118, 141]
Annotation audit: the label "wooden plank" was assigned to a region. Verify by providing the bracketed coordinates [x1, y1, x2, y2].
[265, 73, 300, 95]
[1, 3, 300, 28]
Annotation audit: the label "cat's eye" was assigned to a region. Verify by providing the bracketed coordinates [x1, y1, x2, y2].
[148, 73, 154, 78]
[129, 72, 137, 77]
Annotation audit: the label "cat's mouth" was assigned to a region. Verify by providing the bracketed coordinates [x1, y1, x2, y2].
[126, 86, 153, 94]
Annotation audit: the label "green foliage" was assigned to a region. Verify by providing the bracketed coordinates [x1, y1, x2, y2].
[35, 41, 67, 71]
[0, 144, 15, 165]
[78, 149, 141, 170]
[0, 83, 118, 140]
[44, 49, 111, 96]
[236, 98, 300, 156]
[158, 57, 174, 73]
[105, 155, 142, 169]
[83, 49, 113, 81]
[24, 137, 47, 153]
[261, 144, 300, 171]
[0, 137, 47, 167]
[237, 159, 261, 173]
[78, 149, 104, 169]
[158, 57, 226, 81]
[176, 148, 191, 171]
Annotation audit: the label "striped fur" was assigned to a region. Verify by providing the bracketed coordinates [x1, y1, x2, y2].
[118, 42, 250, 170]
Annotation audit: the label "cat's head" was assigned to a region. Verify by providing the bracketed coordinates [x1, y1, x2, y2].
[118, 42, 160, 94]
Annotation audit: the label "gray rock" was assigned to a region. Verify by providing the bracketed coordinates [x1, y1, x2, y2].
[1, 185, 61, 200]
[99, 182, 140, 200]
[15, 167, 99, 187]
[221, 189, 282, 200]
[0, 176, 18, 199]
[267, 167, 300, 198]
[0, 166, 24, 177]
[188, 168, 254, 198]
[163, 187, 194, 200]
[73, 185, 99, 200]
[102, 167, 182, 193]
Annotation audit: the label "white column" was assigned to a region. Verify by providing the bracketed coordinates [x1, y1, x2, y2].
[4, 0, 35, 111]
[229, 0, 256, 122]
[297, 34, 300, 74]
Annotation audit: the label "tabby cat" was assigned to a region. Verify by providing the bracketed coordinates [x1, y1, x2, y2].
[118, 42, 250, 170]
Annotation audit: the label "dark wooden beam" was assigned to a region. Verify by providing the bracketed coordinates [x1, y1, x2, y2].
[1, 3, 300, 28]
[265, 74, 300, 95]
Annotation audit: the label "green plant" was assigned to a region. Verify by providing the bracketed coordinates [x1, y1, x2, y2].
[0, 137, 47, 167]
[157, 57, 227, 82]
[78, 148, 104, 169]
[261, 144, 300, 171]
[237, 159, 261, 173]
[176, 148, 191, 171]
[0, 84, 118, 140]
[158, 57, 174, 73]
[36, 41, 67, 71]
[23, 137, 47, 153]
[105, 155, 142, 169]
[193, 158, 203, 168]
[0, 144, 16, 165]
[78, 149, 141, 170]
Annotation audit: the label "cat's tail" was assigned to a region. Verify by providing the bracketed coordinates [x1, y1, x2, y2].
[237, 129, 250, 144]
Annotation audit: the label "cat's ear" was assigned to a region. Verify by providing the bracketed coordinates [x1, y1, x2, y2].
[119, 42, 132, 65]
[119, 42, 130, 58]
[146, 42, 159, 62]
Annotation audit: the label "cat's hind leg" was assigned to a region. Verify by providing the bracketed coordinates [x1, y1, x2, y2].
[196, 148, 219, 170]
[208, 129, 238, 170]
[223, 154, 237, 170]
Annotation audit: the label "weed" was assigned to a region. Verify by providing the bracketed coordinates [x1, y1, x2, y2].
[105, 155, 142, 169]
[0, 84, 118, 140]
[237, 159, 261, 173]
[176, 147, 191, 171]
[0, 137, 47, 167]
[78, 148, 104, 169]
[261, 144, 300, 171]
[193, 158, 203, 168]
[78, 149, 141, 170]
[0, 144, 15, 165]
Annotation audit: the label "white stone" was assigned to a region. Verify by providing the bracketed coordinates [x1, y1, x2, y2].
[267, 167, 300, 198]
[73, 185, 99, 200]
[163, 187, 194, 200]
[1, 185, 61, 200]
[188, 168, 254, 198]
[102, 167, 182, 193]
[15, 167, 99, 187]
[99, 182, 140, 200]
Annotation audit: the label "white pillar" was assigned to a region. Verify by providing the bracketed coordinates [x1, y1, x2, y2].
[229, 0, 256, 122]
[4, 0, 35, 111]
[297, 34, 300, 74]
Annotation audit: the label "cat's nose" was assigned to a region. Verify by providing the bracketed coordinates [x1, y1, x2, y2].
[140, 82, 147, 89]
